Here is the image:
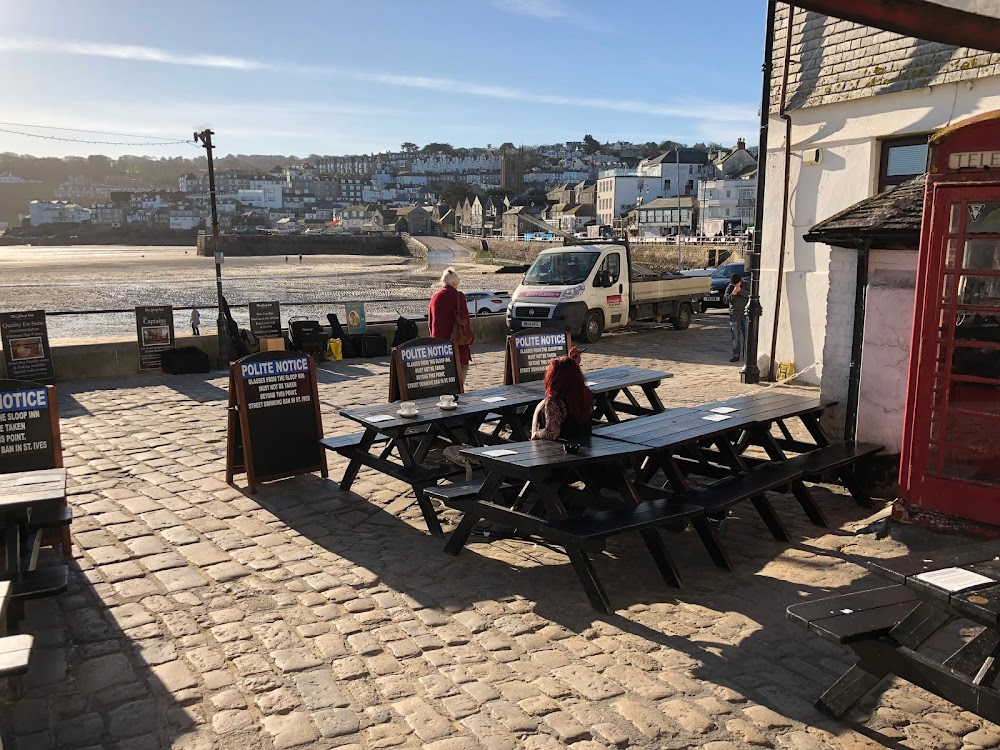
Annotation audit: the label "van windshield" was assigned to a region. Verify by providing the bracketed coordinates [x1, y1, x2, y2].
[524, 251, 601, 285]
[711, 264, 741, 279]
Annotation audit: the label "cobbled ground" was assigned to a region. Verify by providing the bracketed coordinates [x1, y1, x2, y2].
[2, 312, 994, 750]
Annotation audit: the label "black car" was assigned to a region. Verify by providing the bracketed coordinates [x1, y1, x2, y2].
[700, 262, 752, 311]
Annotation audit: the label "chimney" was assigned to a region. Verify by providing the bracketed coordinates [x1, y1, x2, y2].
[737, 138, 746, 151]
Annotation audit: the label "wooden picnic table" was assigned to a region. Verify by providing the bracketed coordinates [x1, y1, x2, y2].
[326, 366, 672, 536]
[789, 541, 1000, 724]
[0, 469, 66, 576]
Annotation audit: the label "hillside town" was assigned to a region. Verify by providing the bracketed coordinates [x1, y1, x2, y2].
[5, 138, 758, 240]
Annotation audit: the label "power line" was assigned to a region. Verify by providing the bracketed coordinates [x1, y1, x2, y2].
[0, 126, 194, 147]
[0, 121, 190, 142]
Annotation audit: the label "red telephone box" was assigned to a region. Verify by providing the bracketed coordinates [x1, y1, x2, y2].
[898, 113, 1000, 528]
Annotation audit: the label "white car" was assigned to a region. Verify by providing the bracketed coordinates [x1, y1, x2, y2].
[466, 291, 512, 316]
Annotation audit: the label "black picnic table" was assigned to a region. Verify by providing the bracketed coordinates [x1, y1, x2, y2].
[326, 366, 672, 536]
[789, 541, 1000, 724]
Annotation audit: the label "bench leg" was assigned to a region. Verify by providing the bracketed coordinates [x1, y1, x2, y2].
[444, 511, 480, 556]
[565, 546, 613, 614]
[413, 486, 444, 538]
[790, 480, 829, 528]
[690, 516, 734, 571]
[639, 529, 684, 589]
[837, 467, 876, 509]
[750, 494, 790, 542]
[816, 662, 890, 719]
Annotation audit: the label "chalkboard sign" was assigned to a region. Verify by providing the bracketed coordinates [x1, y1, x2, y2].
[135, 305, 175, 371]
[388, 337, 461, 402]
[249, 301, 282, 340]
[0, 310, 55, 383]
[0, 379, 62, 474]
[504, 328, 570, 384]
[225, 351, 327, 493]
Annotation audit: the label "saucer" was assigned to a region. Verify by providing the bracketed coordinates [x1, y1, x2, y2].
[437, 402, 457, 411]
[397, 410, 418, 418]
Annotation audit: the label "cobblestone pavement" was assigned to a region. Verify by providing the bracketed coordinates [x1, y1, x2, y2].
[2, 313, 995, 749]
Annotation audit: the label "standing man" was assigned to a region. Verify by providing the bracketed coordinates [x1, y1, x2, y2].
[724, 272, 749, 362]
[190, 307, 201, 336]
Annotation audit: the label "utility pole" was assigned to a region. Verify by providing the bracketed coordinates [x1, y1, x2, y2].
[676, 148, 682, 267]
[193, 129, 229, 368]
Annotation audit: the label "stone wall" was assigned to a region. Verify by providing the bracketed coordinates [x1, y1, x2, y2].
[772, 5, 1000, 111]
[455, 236, 743, 273]
[197, 234, 407, 257]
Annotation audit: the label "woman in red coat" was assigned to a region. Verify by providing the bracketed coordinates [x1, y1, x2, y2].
[428, 267, 472, 382]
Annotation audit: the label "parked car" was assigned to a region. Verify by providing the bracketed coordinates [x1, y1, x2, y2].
[466, 291, 512, 316]
[701, 262, 752, 312]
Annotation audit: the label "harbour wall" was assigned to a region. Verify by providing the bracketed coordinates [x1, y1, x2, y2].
[196, 234, 409, 257]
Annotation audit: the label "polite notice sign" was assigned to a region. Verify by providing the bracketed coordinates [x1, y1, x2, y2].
[0, 380, 62, 473]
[225, 351, 327, 493]
[389, 337, 460, 401]
[135, 305, 175, 371]
[504, 328, 570, 384]
[0, 310, 55, 383]
[249, 301, 282, 340]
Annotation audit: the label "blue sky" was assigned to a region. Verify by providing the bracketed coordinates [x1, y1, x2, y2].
[1, 0, 765, 159]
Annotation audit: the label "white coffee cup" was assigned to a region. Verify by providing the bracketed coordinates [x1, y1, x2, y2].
[439, 394, 455, 406]
[400, 401, 417, 415]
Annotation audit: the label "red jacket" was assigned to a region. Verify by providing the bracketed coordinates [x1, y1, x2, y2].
[428, 285, 471, 365]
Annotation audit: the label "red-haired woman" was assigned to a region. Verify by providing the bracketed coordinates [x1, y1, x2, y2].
[531, 355, 593, 441]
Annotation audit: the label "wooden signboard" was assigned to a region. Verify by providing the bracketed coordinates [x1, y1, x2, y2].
[135, 305, 175, 371]
[388, 337, 461, 402]
[0, 379, 62, 474]
[225, 351, 327, 493]
[503, 328, 570, 384]
[249, 301, 282, 340]
[0, 310, 56, 383]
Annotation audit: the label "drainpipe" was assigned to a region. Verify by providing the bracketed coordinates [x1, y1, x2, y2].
[766, 3, 796, 380]
[741, 0, 779, 384]
[844, 239, 870, 439]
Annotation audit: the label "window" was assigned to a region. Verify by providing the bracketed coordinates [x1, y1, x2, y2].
[600, 252, 621, 284]
[878, 134, 930, 191]
[663, 179, 670, 191]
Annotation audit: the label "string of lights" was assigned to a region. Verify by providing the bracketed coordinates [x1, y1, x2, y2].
[0, 121, 191, 142]
[0, 124, 194, 147]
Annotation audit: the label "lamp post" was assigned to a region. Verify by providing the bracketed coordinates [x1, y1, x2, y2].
[193, 129, 228, 367]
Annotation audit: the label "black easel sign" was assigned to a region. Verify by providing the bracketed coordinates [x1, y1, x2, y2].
[389, 337, 461, 402]
[135, 305, 175, 371]
[249, 301, 282, 340]
[0, 379, 62, 474]
[226, 351, 327, 493]
[504, 328, 570, 384]
[0, 310, 55, 382]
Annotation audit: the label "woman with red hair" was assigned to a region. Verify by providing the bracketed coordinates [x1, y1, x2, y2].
[531, 355, 593, 441]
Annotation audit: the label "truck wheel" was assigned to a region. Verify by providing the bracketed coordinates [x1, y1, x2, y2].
[581, 310, 604, 343]
[671, 303, 692, 330]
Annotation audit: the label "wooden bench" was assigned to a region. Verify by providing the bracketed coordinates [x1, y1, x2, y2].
[778, 441, 884, 508]
[787, 584, 920, 645]
[0, 580, 34, 677]
[1, 565, 70, 628]
[425, 480, 485, 506]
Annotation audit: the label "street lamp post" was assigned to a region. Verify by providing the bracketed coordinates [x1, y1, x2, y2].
[193, 128, 229, 368]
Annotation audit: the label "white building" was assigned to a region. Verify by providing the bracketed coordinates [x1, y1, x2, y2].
[596, 174, 665, 227]
[237, 187, 282, 210]
[0, 174, 38, 184]
[596, 149, 712, 226]
[757, 3, 1000, 457]
[28, 200, 91, 226]
[411, 153, 501, 174]
[635, 197, 697, 237]
[698, 177, 757, 236]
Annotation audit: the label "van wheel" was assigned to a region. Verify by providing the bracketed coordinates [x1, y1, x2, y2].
[581, 310, 604, 344]
[671, 303, 692, 330]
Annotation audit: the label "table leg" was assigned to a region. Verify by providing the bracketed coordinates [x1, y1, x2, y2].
[536, 479, 612, 614]
[615, 471, 685, 588]
[642, 382, 666, 413]
[816, 601, 953, 718]
[596, 392, 619, 424]
[690, 516, 733, 571]
[443, 471, 504, 556]
[752, 425, 829, 528]
[837, 467, 877, 509]
[4, 510, 21, 577]
[340, 429, 380, 492]
[800, 412, 832, 448]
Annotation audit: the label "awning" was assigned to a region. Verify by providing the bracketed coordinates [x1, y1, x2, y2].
[791, 0, 1000, 53]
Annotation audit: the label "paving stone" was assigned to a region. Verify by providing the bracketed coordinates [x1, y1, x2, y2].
[107, 700, 157, 738]
[543, 711, 590, 743]
[255, 687, 302, 715]
[210, 689, 247, 709]
[313, 708, 361, 738]
[75, 652, 134, 693]
[150, 660, 198, 693]
[53, 713, 104, 748]
[614, 699, 674, 739]
[553, 665, 625, 700]
[292, 668, 352, 709]
[262, 712, 319, 749]
[393, 696, 454, 741]
[211, 710, 254, 733]
[133, 638, 177, 665]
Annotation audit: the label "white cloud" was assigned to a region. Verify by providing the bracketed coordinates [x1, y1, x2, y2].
[0, 36, 755, 123]
[490, 0, 566, 18]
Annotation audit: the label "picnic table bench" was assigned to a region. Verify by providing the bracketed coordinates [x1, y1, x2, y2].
[788, 541, 1000, 723]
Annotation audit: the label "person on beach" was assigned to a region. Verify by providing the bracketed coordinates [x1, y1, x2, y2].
[427, 267, 472, 383]
[190, 308, 200, 336]
[724, 272, 750, 362]
[531, 356, 593, 441]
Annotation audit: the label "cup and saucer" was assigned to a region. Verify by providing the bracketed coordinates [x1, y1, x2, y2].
[437, 395, 457, 411]
[397, 401, 419, 418]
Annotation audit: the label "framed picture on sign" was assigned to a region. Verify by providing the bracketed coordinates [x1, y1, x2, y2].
[345, 303, 366, 334]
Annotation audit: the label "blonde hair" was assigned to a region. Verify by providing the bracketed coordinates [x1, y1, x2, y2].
[440, 267, 460, 288]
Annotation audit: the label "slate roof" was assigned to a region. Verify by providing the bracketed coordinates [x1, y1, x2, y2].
[804, 174, 925, 250]
[644, 149, 711, 166]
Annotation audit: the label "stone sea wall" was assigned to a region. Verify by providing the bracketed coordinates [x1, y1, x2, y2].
[197, 234, 408, 257]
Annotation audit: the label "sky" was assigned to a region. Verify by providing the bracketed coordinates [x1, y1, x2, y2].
[0, 0, 766, 159]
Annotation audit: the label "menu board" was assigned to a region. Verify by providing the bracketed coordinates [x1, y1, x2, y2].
[504, 328, 570, 384]
[135, 305, 175, 371]
[249, 301, 282, 340]
[389, 337, 460, 401]
[0, 380, 62, 474]
[0, 310, 55, 383]
[225, 351, 327, 493]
